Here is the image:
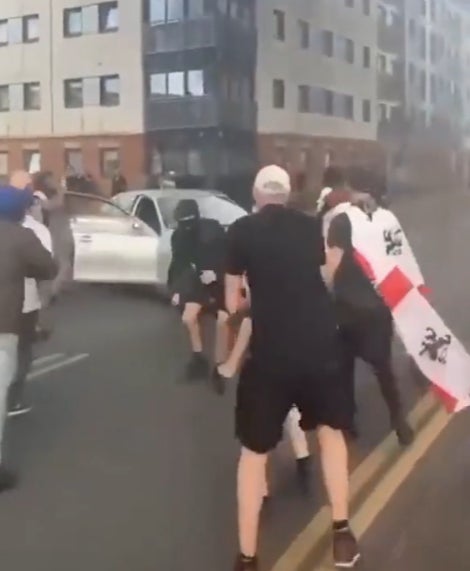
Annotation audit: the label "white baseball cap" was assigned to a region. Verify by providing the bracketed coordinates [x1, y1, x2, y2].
[254, 165, 291, 195]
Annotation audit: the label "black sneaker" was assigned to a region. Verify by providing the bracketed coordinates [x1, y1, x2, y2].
[186, 353, 209, 380]
[0, 467, 17, 493]
[333, 528, 360, 569]
[393, 417, 415, 447]
[8, 403, 32, 418]
[233, 554, 258, 571]
[296, 456, 312, 495]
[211, 367, 226, 396]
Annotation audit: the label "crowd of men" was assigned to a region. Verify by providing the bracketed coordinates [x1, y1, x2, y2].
[0, 163, 423, 570]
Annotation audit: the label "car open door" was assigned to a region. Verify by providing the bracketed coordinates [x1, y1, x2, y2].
[66, 193, 159, 284]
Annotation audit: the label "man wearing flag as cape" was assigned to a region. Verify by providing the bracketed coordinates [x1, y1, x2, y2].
[320, 166, 470, 415]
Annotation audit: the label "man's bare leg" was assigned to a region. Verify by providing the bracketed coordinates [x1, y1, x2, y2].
[219, 317, 252, 378]
[238, 447, 268, 560]
[181, 303, 207, 378]
[317, 425, 360, 567]
[215, 310, 230, 365]
[182, 303, 203, 352]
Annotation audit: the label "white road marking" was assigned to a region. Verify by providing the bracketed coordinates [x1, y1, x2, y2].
[32, 353, 65, 367]
[28, 353, 90, 381]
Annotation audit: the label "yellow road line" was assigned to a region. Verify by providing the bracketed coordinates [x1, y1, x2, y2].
[315, 407, 449, 569]
[271, 392, 440, 571]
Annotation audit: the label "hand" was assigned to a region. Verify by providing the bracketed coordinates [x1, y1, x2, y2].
[200, 270, 217, 285]
[171, 293, 180, 306]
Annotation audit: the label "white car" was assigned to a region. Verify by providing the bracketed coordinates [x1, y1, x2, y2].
[65, 189, 247, 286]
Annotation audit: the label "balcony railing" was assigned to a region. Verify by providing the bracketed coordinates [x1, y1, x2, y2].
[146, 95, 256, 131]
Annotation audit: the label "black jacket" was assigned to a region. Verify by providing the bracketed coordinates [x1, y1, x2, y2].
[0, 220, 57, 335]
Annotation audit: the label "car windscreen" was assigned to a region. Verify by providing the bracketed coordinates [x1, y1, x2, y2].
[157, 195, 246, 229]
[65, 193, 130, 219]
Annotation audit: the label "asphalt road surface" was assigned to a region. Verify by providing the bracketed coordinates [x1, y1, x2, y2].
[1, 190, 469, 571]
[361, 411, 470, 571]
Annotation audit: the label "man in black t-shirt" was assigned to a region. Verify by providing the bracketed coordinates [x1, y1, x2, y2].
[324, 166, 414, 446]
[226, 166, 359, 571]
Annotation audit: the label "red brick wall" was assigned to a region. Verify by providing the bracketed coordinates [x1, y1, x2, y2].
[0, 134, 146, 195]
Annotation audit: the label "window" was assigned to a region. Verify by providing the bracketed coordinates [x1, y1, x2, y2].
[325, 90, 334, 116]
[23, 150, 41, 172]
[149, 0, 166, 22]
[188, 0, 211, 18]
[0, 20, 7, 45]
[8, 18, 23, 44]
[409, 62, 416, 82]
[363, 46, 371, 68]
[64, 8, 82, 36]
[409, 19, 416, 39]
[321, 30, 334, 57]
[345, 38, 354, 64]
[99, 2, 118, 32]
[100, 148, 120, 177]
[135, 197, 162, 234]
[363, 99, 371, 122]
[272, 79, 285, 109]
[421, 0, 427, 17]
[64, 78, 83, 108]
[0, 152, 8, 176]
[299, 20, 309, 49]
[168, 71, 184, 96]
[24, 82, 41, 110]
[23, 15, 39, 42]
[336, 94, 354, 119]
[0, 85, 9, 111]
[419, 27, 426, 59]
[420, 70, 427, 98]
[298, 85, 310, 112]
[363, 0, 370, 15]
[65, 149, 84, 173]
[149, 73, 167, 96]
[378, 54, 387, 73]
[167, 0, 184, 21]
[187, 70, 205, 96]
[147, 0, 184, 22]
[273, 10, 285, 41]
[100, 75, 120, 106]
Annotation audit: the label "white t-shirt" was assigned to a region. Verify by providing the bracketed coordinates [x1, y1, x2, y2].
[22, 215, 53, 313]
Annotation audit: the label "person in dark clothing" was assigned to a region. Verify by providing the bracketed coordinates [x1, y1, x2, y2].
[168, 199, 229, 383]
[0, 182, 57, 491]
[324, 167, 414, 446]
[111, 171, 128, 197]
[227, 165, 358, 571]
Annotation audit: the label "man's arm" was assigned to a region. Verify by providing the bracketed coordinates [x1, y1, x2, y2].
[225, 219, 248, 314]
[322, 213, 352, 285]
[20, 228, 57, 281]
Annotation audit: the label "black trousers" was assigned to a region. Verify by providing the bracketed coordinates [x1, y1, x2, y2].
[341, 307, 403, 423]
[8, 311, 38, 409]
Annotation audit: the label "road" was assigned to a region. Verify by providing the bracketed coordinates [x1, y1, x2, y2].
[0, 190, 469, 571]
[361, 411, 470, 571]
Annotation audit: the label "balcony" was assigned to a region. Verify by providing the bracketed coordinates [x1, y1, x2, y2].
[377, 69, 405, 102]
[144, 15, 256, 60]
[378, 17, 405, 54]
[146, 95, 256, 131]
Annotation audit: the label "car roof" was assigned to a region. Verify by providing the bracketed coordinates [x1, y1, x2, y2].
[116, 189, 225, 200]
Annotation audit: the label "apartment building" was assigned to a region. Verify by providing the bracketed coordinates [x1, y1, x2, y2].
[0, 0, 145, 186]
[0, 0, 257, 200]
[377, 0, 467, 190]
[256, 0, 381, 190]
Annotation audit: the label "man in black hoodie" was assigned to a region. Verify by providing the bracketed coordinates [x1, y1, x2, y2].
[168, 199, 229, 383]
[0, 183, 56, 491]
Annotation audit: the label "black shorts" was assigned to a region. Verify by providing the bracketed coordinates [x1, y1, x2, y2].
[235, 357, 354, 454]
[180, 281, 226, 314]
